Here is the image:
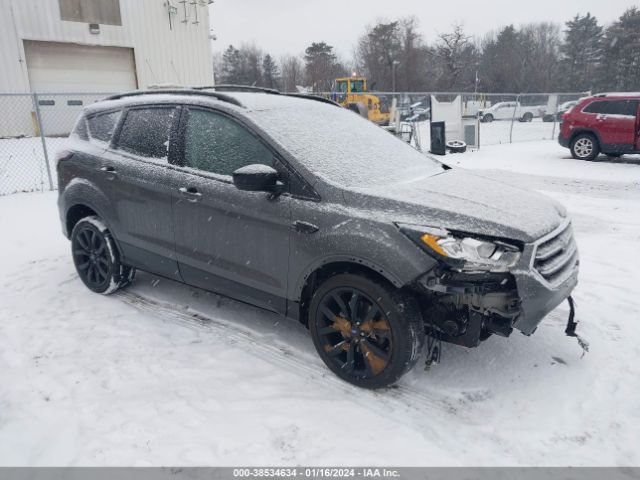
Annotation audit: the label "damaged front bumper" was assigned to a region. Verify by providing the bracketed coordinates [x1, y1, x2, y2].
[416, 220, 580, 347]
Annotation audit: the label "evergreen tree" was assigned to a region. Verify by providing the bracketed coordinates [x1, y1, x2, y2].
[356, 21, 403, 90]
[218, 44, 265, 86]
[599, 7, 640, 91]
[262, 54, 280, 89]
[479, 25, 526, 92]
[220, 45, 243, 84]
[560, 13, 603, 91]
[243, 46, 263, 86]
[304, 42, 345, 92]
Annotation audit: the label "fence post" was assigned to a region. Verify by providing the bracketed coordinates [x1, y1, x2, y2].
[32, 92, 54, 191]
[509, 94, 519, 144]
[550, 102, 558, 141]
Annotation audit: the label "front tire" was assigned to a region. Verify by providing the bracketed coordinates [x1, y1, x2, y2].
[570, 133, 600, 161]
[71, 216, 135, 294]
[308, 274, 425, 389]
[482, 113, 494, 123]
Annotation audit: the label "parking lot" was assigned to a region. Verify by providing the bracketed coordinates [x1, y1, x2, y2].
[1, 139, 639, 465]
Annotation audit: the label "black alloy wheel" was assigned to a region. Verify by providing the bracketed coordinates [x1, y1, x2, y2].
[73, 223, 112, 290]
[71, 216, 135, 294]
[316, 287, 393, 379]
[309, 274, 425, 389]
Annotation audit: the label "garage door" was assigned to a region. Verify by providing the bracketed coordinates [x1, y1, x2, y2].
[24, 40, 137, 93]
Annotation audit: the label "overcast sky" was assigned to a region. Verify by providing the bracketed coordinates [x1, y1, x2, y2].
[209, 0, 638, 60]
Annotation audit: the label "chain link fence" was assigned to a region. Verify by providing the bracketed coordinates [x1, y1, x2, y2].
[0, 92, 116, 196]
[320, 90, 588, 148]
[0, 90, 588, 196]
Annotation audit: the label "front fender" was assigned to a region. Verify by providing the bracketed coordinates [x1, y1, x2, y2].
[288, 217, 438, 301]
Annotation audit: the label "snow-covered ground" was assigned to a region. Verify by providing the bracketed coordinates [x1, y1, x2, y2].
[1, 140, 639, 466]
[0, 136, 65, 195]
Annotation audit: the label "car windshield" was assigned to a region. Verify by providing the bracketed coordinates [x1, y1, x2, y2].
[247, 99, 444, 188]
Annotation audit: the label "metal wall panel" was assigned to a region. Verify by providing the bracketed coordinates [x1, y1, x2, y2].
[0, 0, 213, 93]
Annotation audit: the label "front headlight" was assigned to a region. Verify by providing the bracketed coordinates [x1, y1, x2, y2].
[398, 224, 521, 272]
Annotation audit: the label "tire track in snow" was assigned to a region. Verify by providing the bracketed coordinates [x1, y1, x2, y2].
[115, 289, 466, 426]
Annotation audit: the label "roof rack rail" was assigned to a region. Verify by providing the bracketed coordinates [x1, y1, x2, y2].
[284, 93, 341, 107]
[103, 89, 244, 107]
[194, 85, 280, 95]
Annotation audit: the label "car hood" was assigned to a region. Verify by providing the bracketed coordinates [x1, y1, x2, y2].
[344, 168, 566, 242]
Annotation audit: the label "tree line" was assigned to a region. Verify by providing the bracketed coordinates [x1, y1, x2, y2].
[214, 7, 640, 93]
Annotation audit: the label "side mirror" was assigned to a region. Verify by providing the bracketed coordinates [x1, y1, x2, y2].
[232, 164, 282, 193]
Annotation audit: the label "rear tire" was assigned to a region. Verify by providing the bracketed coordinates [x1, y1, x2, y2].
[308, 273, 425, 389]
[570, 133, 600, 161]
[523, 112, 534, 122]
[71, 216, 135, 295]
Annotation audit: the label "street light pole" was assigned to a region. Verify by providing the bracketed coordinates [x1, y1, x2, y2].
[392, 60, 400, 93]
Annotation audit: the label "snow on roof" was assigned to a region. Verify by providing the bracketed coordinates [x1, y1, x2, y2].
[222, 92, 324, 111]
[595, 92, 640, 98]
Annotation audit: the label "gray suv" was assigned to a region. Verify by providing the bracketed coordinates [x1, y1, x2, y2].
[57, 88, 579, 389]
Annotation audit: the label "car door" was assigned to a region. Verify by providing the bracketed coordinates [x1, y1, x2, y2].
[583, 99, 638, 149]
[100, 105, 181, 280]
[169, 107, 292, 313]
[617, 100, 639, 149]
[496, 103, 512, 120]
[600, 100, 638, 149]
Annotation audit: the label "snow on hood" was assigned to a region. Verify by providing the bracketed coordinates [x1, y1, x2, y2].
[346, 169, 566, 242]
[244, 97, 444, 187]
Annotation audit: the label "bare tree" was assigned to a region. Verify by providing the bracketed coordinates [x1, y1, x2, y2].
[280, 55, 305, 92]
[520, 22, 562, 92]
[433, 24, 478, 91]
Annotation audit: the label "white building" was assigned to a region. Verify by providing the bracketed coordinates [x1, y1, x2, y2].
[0, 0, 214, 135]
[1, 0, 214, 92]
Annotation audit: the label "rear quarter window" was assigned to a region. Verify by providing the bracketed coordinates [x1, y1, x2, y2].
[583, 100, 639, 116]
[71, 116, 89, 141]
[86, 110, 121, 143]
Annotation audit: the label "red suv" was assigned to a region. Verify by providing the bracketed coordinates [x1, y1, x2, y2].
[559, 93, 640, 161]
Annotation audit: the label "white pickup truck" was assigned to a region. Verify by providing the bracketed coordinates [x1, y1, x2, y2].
[478, 101, 546, 123]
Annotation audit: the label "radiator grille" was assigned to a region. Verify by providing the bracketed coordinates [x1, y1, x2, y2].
[534, 223, 578, 284]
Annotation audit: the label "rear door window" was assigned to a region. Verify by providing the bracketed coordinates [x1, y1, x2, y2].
[86, 110, 121, 143]
[117, 107, 177, 160]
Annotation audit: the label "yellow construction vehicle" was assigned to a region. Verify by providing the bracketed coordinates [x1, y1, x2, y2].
[332, 77, 390, 126]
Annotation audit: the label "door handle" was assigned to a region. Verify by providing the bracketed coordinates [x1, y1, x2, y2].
[294, 220, 319, 234]
[179, 186, 202, 202]
[99, 165, 117, 180]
